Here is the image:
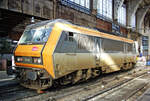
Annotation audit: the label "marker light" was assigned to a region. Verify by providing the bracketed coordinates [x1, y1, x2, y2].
[33, 57, 42, 64]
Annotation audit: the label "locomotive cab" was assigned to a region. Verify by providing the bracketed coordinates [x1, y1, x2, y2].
[9, 20, 58, 90]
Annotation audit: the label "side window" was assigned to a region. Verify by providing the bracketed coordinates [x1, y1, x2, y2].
[102, 38, 124, 53]
[77, 34, 87, 50]
[102, 39, 112, 52]
[127, 43, 132, 53]
[94, 37, 101, 53]
[55, 31, 77, 53]
[89, 36, 95, 52]
[64, 31, 74, 42]
[76, 34, 97, 53]
[69, 32, 74, 41]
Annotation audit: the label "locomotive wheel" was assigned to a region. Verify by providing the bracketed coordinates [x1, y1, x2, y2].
[122, 63, 128, 70]
[91, 68, 102, 77]
[72, 70, 82, 84]
[86, 69, 92, 80]
[132, 62, 136, 68]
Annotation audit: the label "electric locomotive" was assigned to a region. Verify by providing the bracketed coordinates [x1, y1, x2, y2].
[8, 19, 137, 90]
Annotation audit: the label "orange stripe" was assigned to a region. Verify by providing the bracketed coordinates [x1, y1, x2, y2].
[58, 23, 134, 43]
[15, 63, 43, 68]
[15, 45, 43, 57]
[42, 24, 62, 78]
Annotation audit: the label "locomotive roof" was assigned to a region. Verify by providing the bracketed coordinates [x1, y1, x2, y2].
[27, 19, 134, 43]
[26, 19, 71, 28]
[53, 20, 134, 44]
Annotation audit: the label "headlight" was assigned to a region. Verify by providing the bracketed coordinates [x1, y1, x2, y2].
[15, 56, 42, 64]
[17, 57, 23, 62]
[37, 58, 41, 64]
[33, 57, 42, 64]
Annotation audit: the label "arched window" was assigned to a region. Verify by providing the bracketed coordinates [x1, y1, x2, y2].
[131, 14, 136, 28]
[70, 0, 90, 8]
[61, 0, 90, 13]
[97, 0, 112, 20]
[118, 5, 126, 26]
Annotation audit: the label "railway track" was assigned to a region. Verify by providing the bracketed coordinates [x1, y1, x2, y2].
[0, 87, 38, 101]
[83, 72, 149, 101]
[0, 68, 149, 101]
[14, 68, 149, 101]
[54, 69, 149, 101]
[0, 80, 20, 99]
[0, 85, 23, 95]
[0, 80, 38, 101]
[14, 70, 129, 101]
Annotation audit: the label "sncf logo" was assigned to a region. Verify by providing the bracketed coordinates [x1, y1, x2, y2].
[32, 47, 38, 51]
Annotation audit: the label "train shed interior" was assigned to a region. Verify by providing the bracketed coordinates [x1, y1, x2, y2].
[1, 0, 150, 68]
[1, 0, 150, 101]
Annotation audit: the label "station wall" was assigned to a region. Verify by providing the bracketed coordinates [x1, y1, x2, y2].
[0, 0, 129, 38]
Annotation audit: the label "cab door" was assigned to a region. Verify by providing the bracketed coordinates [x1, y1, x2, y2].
[53, 31, 77, 76]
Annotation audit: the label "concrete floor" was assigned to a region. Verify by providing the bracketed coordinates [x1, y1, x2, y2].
[0, 71, 16, 88]
[0, 71, 14, 81]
